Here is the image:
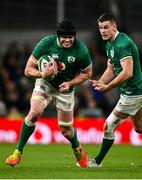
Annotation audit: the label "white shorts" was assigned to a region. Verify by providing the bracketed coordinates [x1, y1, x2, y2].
[33, 78, 74, 111]
[115, 94, 142, 116]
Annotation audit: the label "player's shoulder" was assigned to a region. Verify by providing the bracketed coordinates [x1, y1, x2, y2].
[41, 34, 57, 41]
[118, 32, 131, 40]
[117, 32, 132, 43]
[74, 38, 89, 53]
[40, 35, 57, 43]
[115, 32, 132, 48]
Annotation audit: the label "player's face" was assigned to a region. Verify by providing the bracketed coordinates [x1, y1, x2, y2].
[98, 21, 116, 41]
[59, 36, 75, 48]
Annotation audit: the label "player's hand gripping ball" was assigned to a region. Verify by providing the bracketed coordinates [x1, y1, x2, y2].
[38, 55, 58, 80]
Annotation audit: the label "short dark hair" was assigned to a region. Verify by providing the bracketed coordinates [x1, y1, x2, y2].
[98, 13, 117, 23]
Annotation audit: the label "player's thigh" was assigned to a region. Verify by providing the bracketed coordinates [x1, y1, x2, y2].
[28, 79, 53, 118]
[130, 107, 142, 130]
[55, 91, 74, 111]
[31, 78, 53, 109]
[57, 109, 74, 123]
[30, 91, 50, 111]
[55, 91, 74, 125]
[27, 92, 51, 122]
[115, 94, 142, 116]
[26, 92, 47, 122]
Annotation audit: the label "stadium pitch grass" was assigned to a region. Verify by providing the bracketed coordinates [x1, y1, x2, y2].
[1, 143, 142, 179]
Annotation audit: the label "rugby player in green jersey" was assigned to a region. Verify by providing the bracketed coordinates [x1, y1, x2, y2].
[88, 14, 142, 168]
[5, 19, 92, 167]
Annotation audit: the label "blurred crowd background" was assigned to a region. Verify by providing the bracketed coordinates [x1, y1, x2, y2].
[0, 0, 142, 118]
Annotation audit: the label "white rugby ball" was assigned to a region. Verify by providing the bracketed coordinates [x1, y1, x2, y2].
[38, 55, 56, 79]
[38, 55, 55, 71]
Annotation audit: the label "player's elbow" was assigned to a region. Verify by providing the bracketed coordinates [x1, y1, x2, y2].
[122, 70, 133, 81]
[125, 71, 133, 80]
[88, 70, 92, 79]
[86, 68, 93, 79]
[84, 71, 92, 80]
[24, 68, 31, 77]
[129, 70, 133, 78]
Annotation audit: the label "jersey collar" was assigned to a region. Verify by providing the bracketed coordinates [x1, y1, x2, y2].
[114, 31, 119, 40]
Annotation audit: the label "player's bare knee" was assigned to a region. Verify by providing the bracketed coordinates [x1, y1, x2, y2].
[104, 121, 115, 139]
[103, 112, 124, 139]
[104, 131, 115, 139]
[27, 110, 42, 123]
[103, 115, 118, 139]
[60, 126, 73, 138]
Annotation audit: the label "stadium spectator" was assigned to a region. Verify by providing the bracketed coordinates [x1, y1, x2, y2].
[88, 13, 142, 168]
[5, 18, 92, 167]
[0, 93, 7, 116]
[76, 81, 104, 117]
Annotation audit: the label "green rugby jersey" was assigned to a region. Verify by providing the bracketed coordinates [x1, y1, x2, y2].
[32, 35, 92, 91]
[106, 32, 142, 95]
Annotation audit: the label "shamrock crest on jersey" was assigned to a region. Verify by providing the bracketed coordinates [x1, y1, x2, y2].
[68, 56, 76, 63]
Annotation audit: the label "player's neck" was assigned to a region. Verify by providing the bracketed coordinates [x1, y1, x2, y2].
[110, 31, 119, 42]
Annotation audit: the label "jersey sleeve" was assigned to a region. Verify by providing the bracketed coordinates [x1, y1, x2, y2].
[32, 36, 52, 59]
[117, 41, 132, 62]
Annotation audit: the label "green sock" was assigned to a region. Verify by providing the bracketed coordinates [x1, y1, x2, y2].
[95, 138, 114, 165]
[16, 120, 35, 153]
[65, 128, 79, 148]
